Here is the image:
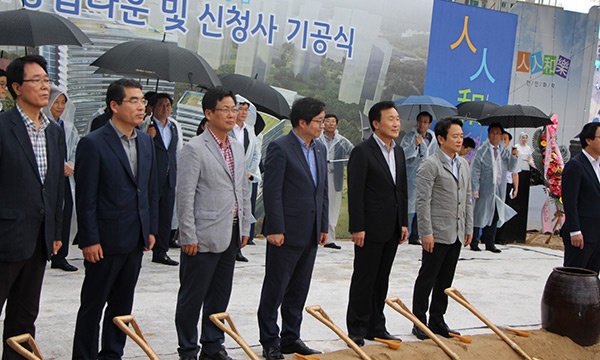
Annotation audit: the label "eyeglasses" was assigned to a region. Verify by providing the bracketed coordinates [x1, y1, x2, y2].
[121, 98, 148, 106]
[0, 82, 7, 89]
[22, 78, 52, 86]
[214, 107, 239, 114]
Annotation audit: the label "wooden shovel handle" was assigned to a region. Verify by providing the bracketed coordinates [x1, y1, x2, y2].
[444, 288, 535, 360]
[209, 312, 261, 360]
[6, 334, 44, 360]
[113, 315, 160, 360]
[384, 297, 460, 360]
[305, 306, 372, 360]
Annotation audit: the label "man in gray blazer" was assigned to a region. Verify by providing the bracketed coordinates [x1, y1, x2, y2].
[411, 118, 473, 340]
[175, 87, 251, 360]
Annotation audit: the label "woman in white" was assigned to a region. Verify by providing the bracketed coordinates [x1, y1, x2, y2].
[42, 85, 80, 271]
[515, 132, 535, 171]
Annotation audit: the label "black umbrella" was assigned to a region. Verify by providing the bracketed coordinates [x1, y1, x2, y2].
[91, 39, 221, 89]
[479, 104, 552, 128]
[0, 8, 91, 47]
[218, 73, 290, 119]
[456, 100, 500, 120]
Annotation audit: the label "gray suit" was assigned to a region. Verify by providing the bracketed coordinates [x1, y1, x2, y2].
[417, 150, 473, 244]
[175, 130, 251, 358]
[413, 149, 473, 326]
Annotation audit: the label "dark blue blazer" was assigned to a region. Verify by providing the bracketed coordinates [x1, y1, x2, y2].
[153, 120, 178, 190]
[263, 131, 328, 247]
[75, 123, 159, 255]
[0, 107, 65, 261]
[347, 135, 408, 243]
[561, 152, 600, 244]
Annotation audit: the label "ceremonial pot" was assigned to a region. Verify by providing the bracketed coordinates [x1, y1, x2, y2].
[541, 267, 600, 346]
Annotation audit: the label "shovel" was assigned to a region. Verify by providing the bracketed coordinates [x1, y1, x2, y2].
[384, 297, 461, 360]
[6, 334, 44, 360]
[444, 287, 540, 360]
[113, 315, 159, 360]
[305, 305, 372, 360]
[209, 312, 260, 360]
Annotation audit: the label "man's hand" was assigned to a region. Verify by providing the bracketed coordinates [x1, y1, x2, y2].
[473, 191, 479, 200]
[267, 233, 285, 247]
[464, 234, 473, 247]
[319, 232, 328, 246]
[352, 231, 365, 247]
[64, 162, 74, 177]
[400, 226, 409, 244]
[182, 244, 198, 256]
[82, 244, 103, 263]
[147, 126, 157, 138]
[144, 234, 155, 251]
[53, 240, 62, 255]
[571, 234, 584, 249]
[241, 236, 249, 248]
[421, 235, 434, 253]
[415, 135, 423, 146]
[512, 188, 518, 199]
[247, 172, 253, 181]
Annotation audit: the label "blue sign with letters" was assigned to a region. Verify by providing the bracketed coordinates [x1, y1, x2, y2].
[425, 0, 517, 106]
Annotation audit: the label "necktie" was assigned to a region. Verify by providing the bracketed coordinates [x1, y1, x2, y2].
[493, 146, 498, 160]
[243, 128, 249, 153]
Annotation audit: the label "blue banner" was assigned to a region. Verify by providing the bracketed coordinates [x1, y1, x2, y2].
[424, 0, 517, 106]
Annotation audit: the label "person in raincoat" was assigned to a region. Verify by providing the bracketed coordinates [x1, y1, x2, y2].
[42, 84, 79, 271]
[470, 123, 518, 253]
[319, 114, 353, 249]
[400, 111, 438, 245]
[229, 94, 262, 261]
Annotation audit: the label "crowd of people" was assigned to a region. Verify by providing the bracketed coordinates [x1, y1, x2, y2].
[1, 54, 599, 360]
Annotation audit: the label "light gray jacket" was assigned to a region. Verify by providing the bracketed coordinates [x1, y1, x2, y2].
[417, 149, 473, 245]
[176, 131, 251, 253]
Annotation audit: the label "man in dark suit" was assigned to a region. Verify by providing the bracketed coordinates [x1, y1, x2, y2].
[258, 97, 329, 360]
[72, 79, 158, 359]
[346, 101, 408, 346]
[147, 93, 179, 266]
[0, 55, 65, 360]
[562, 122, 600, 273]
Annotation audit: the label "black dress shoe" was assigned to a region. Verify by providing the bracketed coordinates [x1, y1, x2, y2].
[179, 356, 197, 360]
[486, 246, 502, 253]
[429, 321, 460, 338]
[412, 326, 428, 340]
[199, 349, 233, 360]
[236, 250, 248, 262]
[51, 260, 78, 272]
[280, 339, 321, 355]
[470, 243, 481, 251]
[170, 239, 182, 248]
[409, 239, 422, 245]
[247, 239, 256, 245]
[349, 335, 365, 347]
[324, 242, 341, 249]
[262, 346, 284, 360]
[364, 331, 401, 341]
[152, 254, 179, 266]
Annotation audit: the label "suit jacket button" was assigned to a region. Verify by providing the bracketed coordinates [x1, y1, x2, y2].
[137, 188, 141, 193]
[40, 209, 45, 215]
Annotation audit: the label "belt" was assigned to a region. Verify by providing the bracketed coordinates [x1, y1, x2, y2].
[232, 217, 239, 226]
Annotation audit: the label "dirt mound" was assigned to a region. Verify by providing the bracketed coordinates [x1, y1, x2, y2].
[318, 329, 600, 360]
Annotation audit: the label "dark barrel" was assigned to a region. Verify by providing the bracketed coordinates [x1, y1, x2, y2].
[541, 267, 600, 346]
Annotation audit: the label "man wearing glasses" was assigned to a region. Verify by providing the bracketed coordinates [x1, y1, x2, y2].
[72, 79, 158, 359]
[175, 87, 251, 360]
[0, 55, 66, 360]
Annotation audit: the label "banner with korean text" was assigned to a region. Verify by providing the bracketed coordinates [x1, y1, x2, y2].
[425, 0, 517, 107]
